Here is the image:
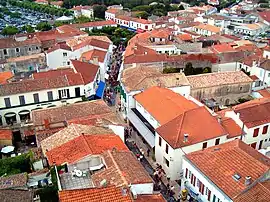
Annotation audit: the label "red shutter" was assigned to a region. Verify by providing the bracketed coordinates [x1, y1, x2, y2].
[253, 128, 259, 137]
[202, 184, 205, 194]
[191, 174, 194, 184]
[193, 176, 196, 186]
[263, 125, 268, 134]
[185, 168, 188, 178]
[208, 190, 211, 200]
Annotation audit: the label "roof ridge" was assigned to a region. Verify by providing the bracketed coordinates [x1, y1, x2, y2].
[107, 150, 128, 186]
[174, 112, 185, 148]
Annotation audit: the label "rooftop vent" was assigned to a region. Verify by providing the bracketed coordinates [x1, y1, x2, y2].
[232, 173, 241, 181]
[245, 176, 251, 186]
[184, 134, 188, 143]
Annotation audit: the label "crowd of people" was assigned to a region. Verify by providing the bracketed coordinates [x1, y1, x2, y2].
[103, 43, 124, 106]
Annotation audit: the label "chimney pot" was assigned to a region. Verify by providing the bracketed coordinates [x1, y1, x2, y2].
[245, 176, 251, 186]
[184, 133, 188, 142]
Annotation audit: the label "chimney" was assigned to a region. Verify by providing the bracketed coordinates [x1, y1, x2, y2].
[133, 45, 137, 50]
[184, 133, 188, 142]
[92, 56, 99, 65]
[217, 116, 222, 124]
[236, 112, 240, 119]
[245, 176, 251, 186]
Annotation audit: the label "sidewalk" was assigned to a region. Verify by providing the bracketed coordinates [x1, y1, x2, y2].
[127, 129, 182, 201]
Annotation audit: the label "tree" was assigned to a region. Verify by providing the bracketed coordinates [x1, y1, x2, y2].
[93, 5, 107, 19]
[203, 67, 211, 74]
[74, 16, 91, 23]
[1, 26, 19, 36]
[135, 11, 149, 19]
[21, 25, 35, 33]
[184, 62, 194, 76]
[36, 22, 52, 31]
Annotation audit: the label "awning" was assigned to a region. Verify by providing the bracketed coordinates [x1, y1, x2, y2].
[96, 81, 105, 98]
[18, 110, 30, 115]
[1, 146, 15, 154]
[4, 112, 16, 118]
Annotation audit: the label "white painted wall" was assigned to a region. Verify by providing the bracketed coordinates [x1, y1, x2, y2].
[182, 157, 232, 202]
[46, 49, 72, 69]
[131, 183, 153, 195]
[108, 125, 125, 142]
[212, 62, 238, 72]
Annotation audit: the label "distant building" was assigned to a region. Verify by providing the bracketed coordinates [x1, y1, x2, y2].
[71, 6, 94, 18]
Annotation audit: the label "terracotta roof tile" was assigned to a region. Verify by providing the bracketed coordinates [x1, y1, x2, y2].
[121, 66, 190, 93]
[194, 24, 221, 33]
[0, 173, 27, 190]
[134, 87, 198, 124]
[0, 71, 13, 84]
[177, 33, 193, 41]
[32, 100, 112, 126]
[157, 107, 226, 149]
[41, 124, 114, 153]
[0, 190, 34, 202]
[259, 10, 270, 23]
[46, 134, 128, 165]
[71, 60, 99, 84]
[32, 68, 74, 79]
[258, 88, 270, 98]
[249, 75, 259, 81]
[136, 194, 166, 202]
[187, 71, 252, 89]
[233, 98, 270, 128]
[186, 140, 270, 199]
[72, 20, 117, 29]
[211, 43, 236, 53]
[234, 181, 270, 202]
[220, 117, 242, 138]
[0, 129, 12, 140]
[0, 73, 84, 96]
[92, 150, 153, 187]
[106, 8, 120, 14]
[80, 49, 107, 62]
[0, 37, 41, 49]
[59, 186, 133, 202]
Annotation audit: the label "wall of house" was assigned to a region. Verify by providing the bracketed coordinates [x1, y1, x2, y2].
[105, 12, 116, 21]
[190, 82, 252, 105]
[46, 49, 72, 69]
[108, 125, 125, 142]
[182, 157, 232, 202]
[0, 139, 12, 147]
[155, 132, 228, 181]
[0, 85, 84, 126]
[263, 50, 270, 59]
[81, 9, 94, 18]
[251, 67, 270, 87]
[212, 62, 238, 72]
[131, 183, 153, 195]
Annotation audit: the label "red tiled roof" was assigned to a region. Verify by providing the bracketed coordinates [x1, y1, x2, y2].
[194, 24, 221, 33]
[136, 194, 166, 202]
[0, 73, 84, 96]
[51, 1, 63, 6]
[177, 33, 193, 41]
[0, 71, 13, 84]
[234, 180, 270, 202]
[186, 140, 270, 199]
[33, 68, 74, 79]
[71, 5, 92, 11]
[80, 49, 107, 63]
[59, 186, 132, 202]
[0, 129, 12, 140]
[46, 134, 128, 165]
[105, 8, 120, 14]
[259, 10, 270, 23]
[211, 43, 236, 53]
[92, 150, 153, 187]
[249, 75, 259, 81]
[221, 117, 242, 138]
[0, 37, 41, 49]
[46, 42, 72, 54]
[233, 98, 270, 128]
[156, 107, 226, 149]
[72, 20, 117, 29]
[258, 89, 270, 98]
[134, 87, 198, 125]
[71, 60, 99, 84]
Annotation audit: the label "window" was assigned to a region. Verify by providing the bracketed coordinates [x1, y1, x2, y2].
[67, 61, 70, 65]
[33, 93, 39, 103]
[199, 182, 205, 194]
[3, 49, 7, 55]
[16, 48, 20, 52]
[268, 73, 270, 77]
[197, 179, 201, 188]
[159, 137, 162, 146]
[188, 170, 191, 179]
[262, 125, 268, 134]
[259, 140, 263, 150]
[213, 195, 216, 202]
[164, 157, 169, 167]
[19, 95, 25, 105]
[36, 46, 39, 50]
[185, 168, 188, 178]
[253, 128, 259, 137]
[28, 47, 32, 51]
[75, 87, 80, 97]
[58, 89, 70, 99]
[4, 98, 11, 108]
[215, 138, 220, 145]
[47, 91, 53, 101]
[63, 52, 67, 57]
[202, 142, 208, 149]
[192, 176, 196, 186]
[165, 144, 169, 154]
[239, 86, 243, 91]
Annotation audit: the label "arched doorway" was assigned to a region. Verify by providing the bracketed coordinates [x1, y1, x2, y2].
[18, 110, 30, 122]
[4, 112, 17, 125]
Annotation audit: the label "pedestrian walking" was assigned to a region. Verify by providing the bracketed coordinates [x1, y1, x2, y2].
[147, 148, 150, 157]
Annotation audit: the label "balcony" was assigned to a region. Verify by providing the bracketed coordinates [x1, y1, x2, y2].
[127, 108, 156, 148]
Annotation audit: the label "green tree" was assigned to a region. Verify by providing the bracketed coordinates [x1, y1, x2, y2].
[1, 26, 19, 36]
[135, 11, 149, 19]
[184, 62, 194, 76]
[21, 25, 35, 33]
[74, 16, 91, 23]
[36, 22, 52, 31]
[93, 5, 107, 19]
[203, 67, 211, 74]
[179, 5, 185, 10]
